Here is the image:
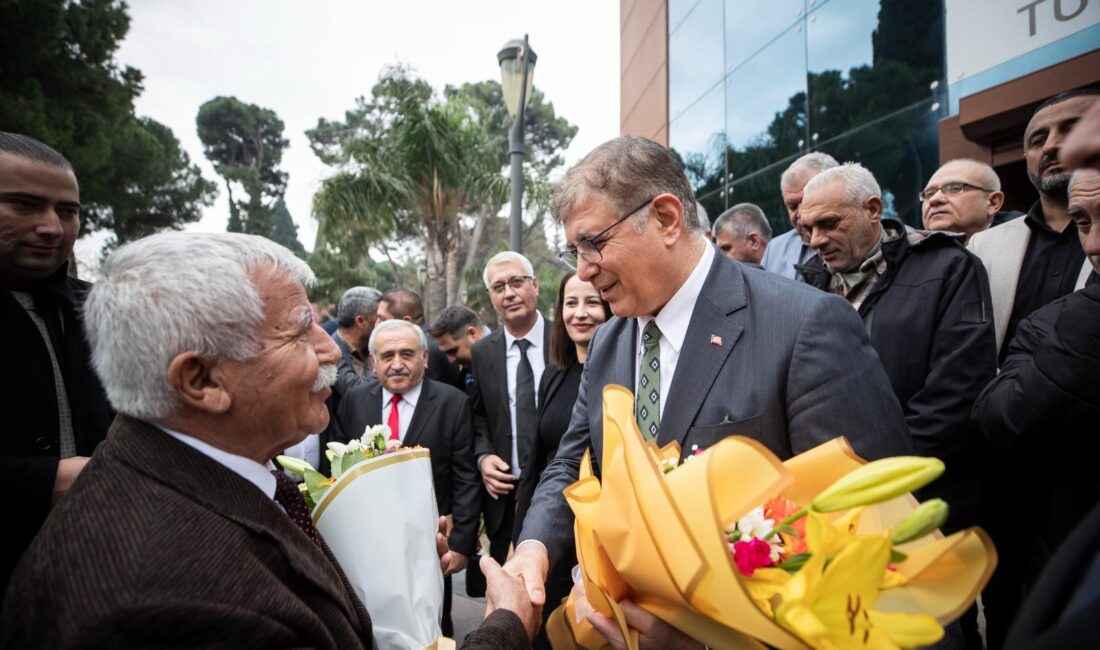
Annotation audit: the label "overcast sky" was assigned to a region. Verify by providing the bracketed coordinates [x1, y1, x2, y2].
[76, 0, 620, 267]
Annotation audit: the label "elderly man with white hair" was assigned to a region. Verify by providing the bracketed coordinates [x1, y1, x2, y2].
[797, 163, 996, 538]
[0, 232, 537, 649]
[760, 151, 839, 278]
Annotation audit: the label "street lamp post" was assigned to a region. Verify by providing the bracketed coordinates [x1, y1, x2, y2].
[498, 35, 537, 254]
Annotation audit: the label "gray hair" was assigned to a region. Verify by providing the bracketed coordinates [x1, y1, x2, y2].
[713, 203, 772, 242]
[550, 134, 701, 233]
[337, 286, 382, 328]
[368, 318, 428, 356]
[482, 251, 535, 288]
[802, 162, 882, 209]
[84, 232, 315, 421]
[940, 158, 1001, 191]
[780, 152, 839, 188]
[1069, 168, 1100, 196]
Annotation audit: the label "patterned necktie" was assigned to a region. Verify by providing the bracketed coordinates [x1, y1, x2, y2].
[514, 338, 536, 475]
[272, 469, 321, 545]
[636, 320, 662, 441]
[387, 393, 402, 440]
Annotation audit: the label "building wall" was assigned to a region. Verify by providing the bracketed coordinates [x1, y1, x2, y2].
[620, 0, 668, 145]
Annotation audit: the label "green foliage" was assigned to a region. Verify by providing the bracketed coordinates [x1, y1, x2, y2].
[307, 65, 577, 320]
[0, 0, 217, 252]
[268, 199, 305, 256]
[196, 95, 289, 236]
[306, 245, 397, 309]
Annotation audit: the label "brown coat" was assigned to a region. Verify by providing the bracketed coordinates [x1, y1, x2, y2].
[1, 415, 530, 650]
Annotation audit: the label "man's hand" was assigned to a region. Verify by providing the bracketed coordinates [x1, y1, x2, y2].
[1063, 99, 1100, 171]
[478, 454, 515, 499]
[587, 598, 704, 650]
[52, 456, 90, 508]
[502, 540, 549, 607]
[482, 556, 541, 640]
[442, 551, 468, 577]
[436, 516, 454, 575]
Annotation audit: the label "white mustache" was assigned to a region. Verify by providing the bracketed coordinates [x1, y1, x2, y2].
[312, 363, 338, 393]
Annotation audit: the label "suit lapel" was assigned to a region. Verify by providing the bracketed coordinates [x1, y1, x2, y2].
[658, 255, 746, 446]
[992, 219, 1030, 350]
[364, 382, 384, 428]
[107, 417, 364, 629]
[491, 330, 511, 435]
[403, 380, 437, 447]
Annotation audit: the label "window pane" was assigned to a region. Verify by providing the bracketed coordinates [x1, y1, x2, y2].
[806, 0, 945, 143]
[724, 22, 808, 177]
[723, 161, 792, 236]
[669, 83, 726, 195]
[669, 0, 725, 121]
[725, 0, 804, 72]
[817, 98, 945, 227]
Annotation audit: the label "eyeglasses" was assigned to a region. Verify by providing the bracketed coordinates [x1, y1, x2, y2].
[558, 197, 654, 270]
[487, 275, 533, 295]
[919, 182, 994, 202]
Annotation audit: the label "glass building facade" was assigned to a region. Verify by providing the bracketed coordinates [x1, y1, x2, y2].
[667, 0, 946, 232]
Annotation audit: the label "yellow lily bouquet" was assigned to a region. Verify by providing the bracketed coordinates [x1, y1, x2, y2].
[547, 386, 996, 650]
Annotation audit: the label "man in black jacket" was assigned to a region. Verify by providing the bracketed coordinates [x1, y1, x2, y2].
[0, 132, 114, 598]
[975, 168, 1100, 643]
[798, 163, 997, 533]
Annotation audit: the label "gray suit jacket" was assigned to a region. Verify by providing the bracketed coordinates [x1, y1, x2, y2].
[518, 253, 914, 567]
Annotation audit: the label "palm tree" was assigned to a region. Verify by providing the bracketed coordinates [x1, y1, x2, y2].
[309, 65, 507, 318]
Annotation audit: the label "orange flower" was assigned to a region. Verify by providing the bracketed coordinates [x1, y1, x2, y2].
[764, 495, 807, 556]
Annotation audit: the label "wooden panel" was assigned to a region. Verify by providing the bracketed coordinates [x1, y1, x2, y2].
[958, 49, 1100, 143]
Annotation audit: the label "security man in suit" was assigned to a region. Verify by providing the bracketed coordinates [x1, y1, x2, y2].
[504, 135, 913, 648]
[336, 318, 480, 637]
[470, 251, 551, 569]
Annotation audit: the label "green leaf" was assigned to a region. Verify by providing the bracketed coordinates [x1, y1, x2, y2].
[303, 468, 327, 491]
[889, 549, 909, 564]
[726, 529, 742, 543]
[778, 525, 800, 538]
[778, 553, 812, 572]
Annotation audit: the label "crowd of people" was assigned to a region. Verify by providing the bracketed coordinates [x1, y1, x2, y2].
[1, 85, 1098, 649]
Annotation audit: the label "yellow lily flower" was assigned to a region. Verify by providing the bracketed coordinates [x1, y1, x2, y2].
[812, 457, 944, 513]
[774, 536, 943, 650]
[805, 508, 863, 558]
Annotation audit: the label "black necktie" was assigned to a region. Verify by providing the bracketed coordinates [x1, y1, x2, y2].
[272, 469, 321, 546]
[514, 338, 536, 474]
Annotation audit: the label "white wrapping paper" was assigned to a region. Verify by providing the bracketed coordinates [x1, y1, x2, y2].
[312, 448, 443, 650]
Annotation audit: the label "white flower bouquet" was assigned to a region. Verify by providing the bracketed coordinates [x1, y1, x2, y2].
[279, 426, 445, 650]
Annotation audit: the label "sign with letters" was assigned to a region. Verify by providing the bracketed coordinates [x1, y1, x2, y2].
[946, 0, 1100, 84]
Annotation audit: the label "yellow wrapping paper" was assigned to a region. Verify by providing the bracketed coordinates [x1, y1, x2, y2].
[547, 385, 997, 650]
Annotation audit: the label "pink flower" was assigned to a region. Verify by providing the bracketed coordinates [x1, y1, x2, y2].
[733, 538, 774, 576]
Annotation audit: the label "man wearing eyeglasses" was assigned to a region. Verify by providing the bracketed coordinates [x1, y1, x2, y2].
[968, 90, 1098, 357]
[505, 135, 913, 649]
[921, 159, 1018, 241]
[469, 251, 551, 574]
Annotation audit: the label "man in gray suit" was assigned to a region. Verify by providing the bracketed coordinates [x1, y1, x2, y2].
[505, 135, 913, 648]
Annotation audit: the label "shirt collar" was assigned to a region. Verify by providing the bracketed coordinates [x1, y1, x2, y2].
[382, 379, 423, 409]
[504, 312, 545, 350]
[159, 425, 276, 501]
[638, 242, 714, 355]
[1025, 201, 1076, 239]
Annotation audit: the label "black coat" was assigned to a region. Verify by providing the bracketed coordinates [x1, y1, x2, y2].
[799, 224, 997, 529]
[973, 283, 1100, 588]
[0, 266, 114, 596]
[1005, 501, 1100, 649]
[469, 324, 551, 537]
[335, 378, 481, 557]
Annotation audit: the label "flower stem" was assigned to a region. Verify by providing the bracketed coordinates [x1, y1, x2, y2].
[763, 507, 809, 541]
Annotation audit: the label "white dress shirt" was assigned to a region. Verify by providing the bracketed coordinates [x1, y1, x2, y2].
[635, 242, 714, 420]
[161, 426, 276, 501]
[281, 434, 322, 472]
[381, 380, 423, 443]
[503, 313, 546, 478]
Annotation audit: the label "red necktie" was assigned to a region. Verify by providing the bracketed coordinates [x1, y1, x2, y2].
[387, 393, 402, 440]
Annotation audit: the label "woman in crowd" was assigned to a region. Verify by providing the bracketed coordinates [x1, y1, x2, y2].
[513, 271, 611, 649]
